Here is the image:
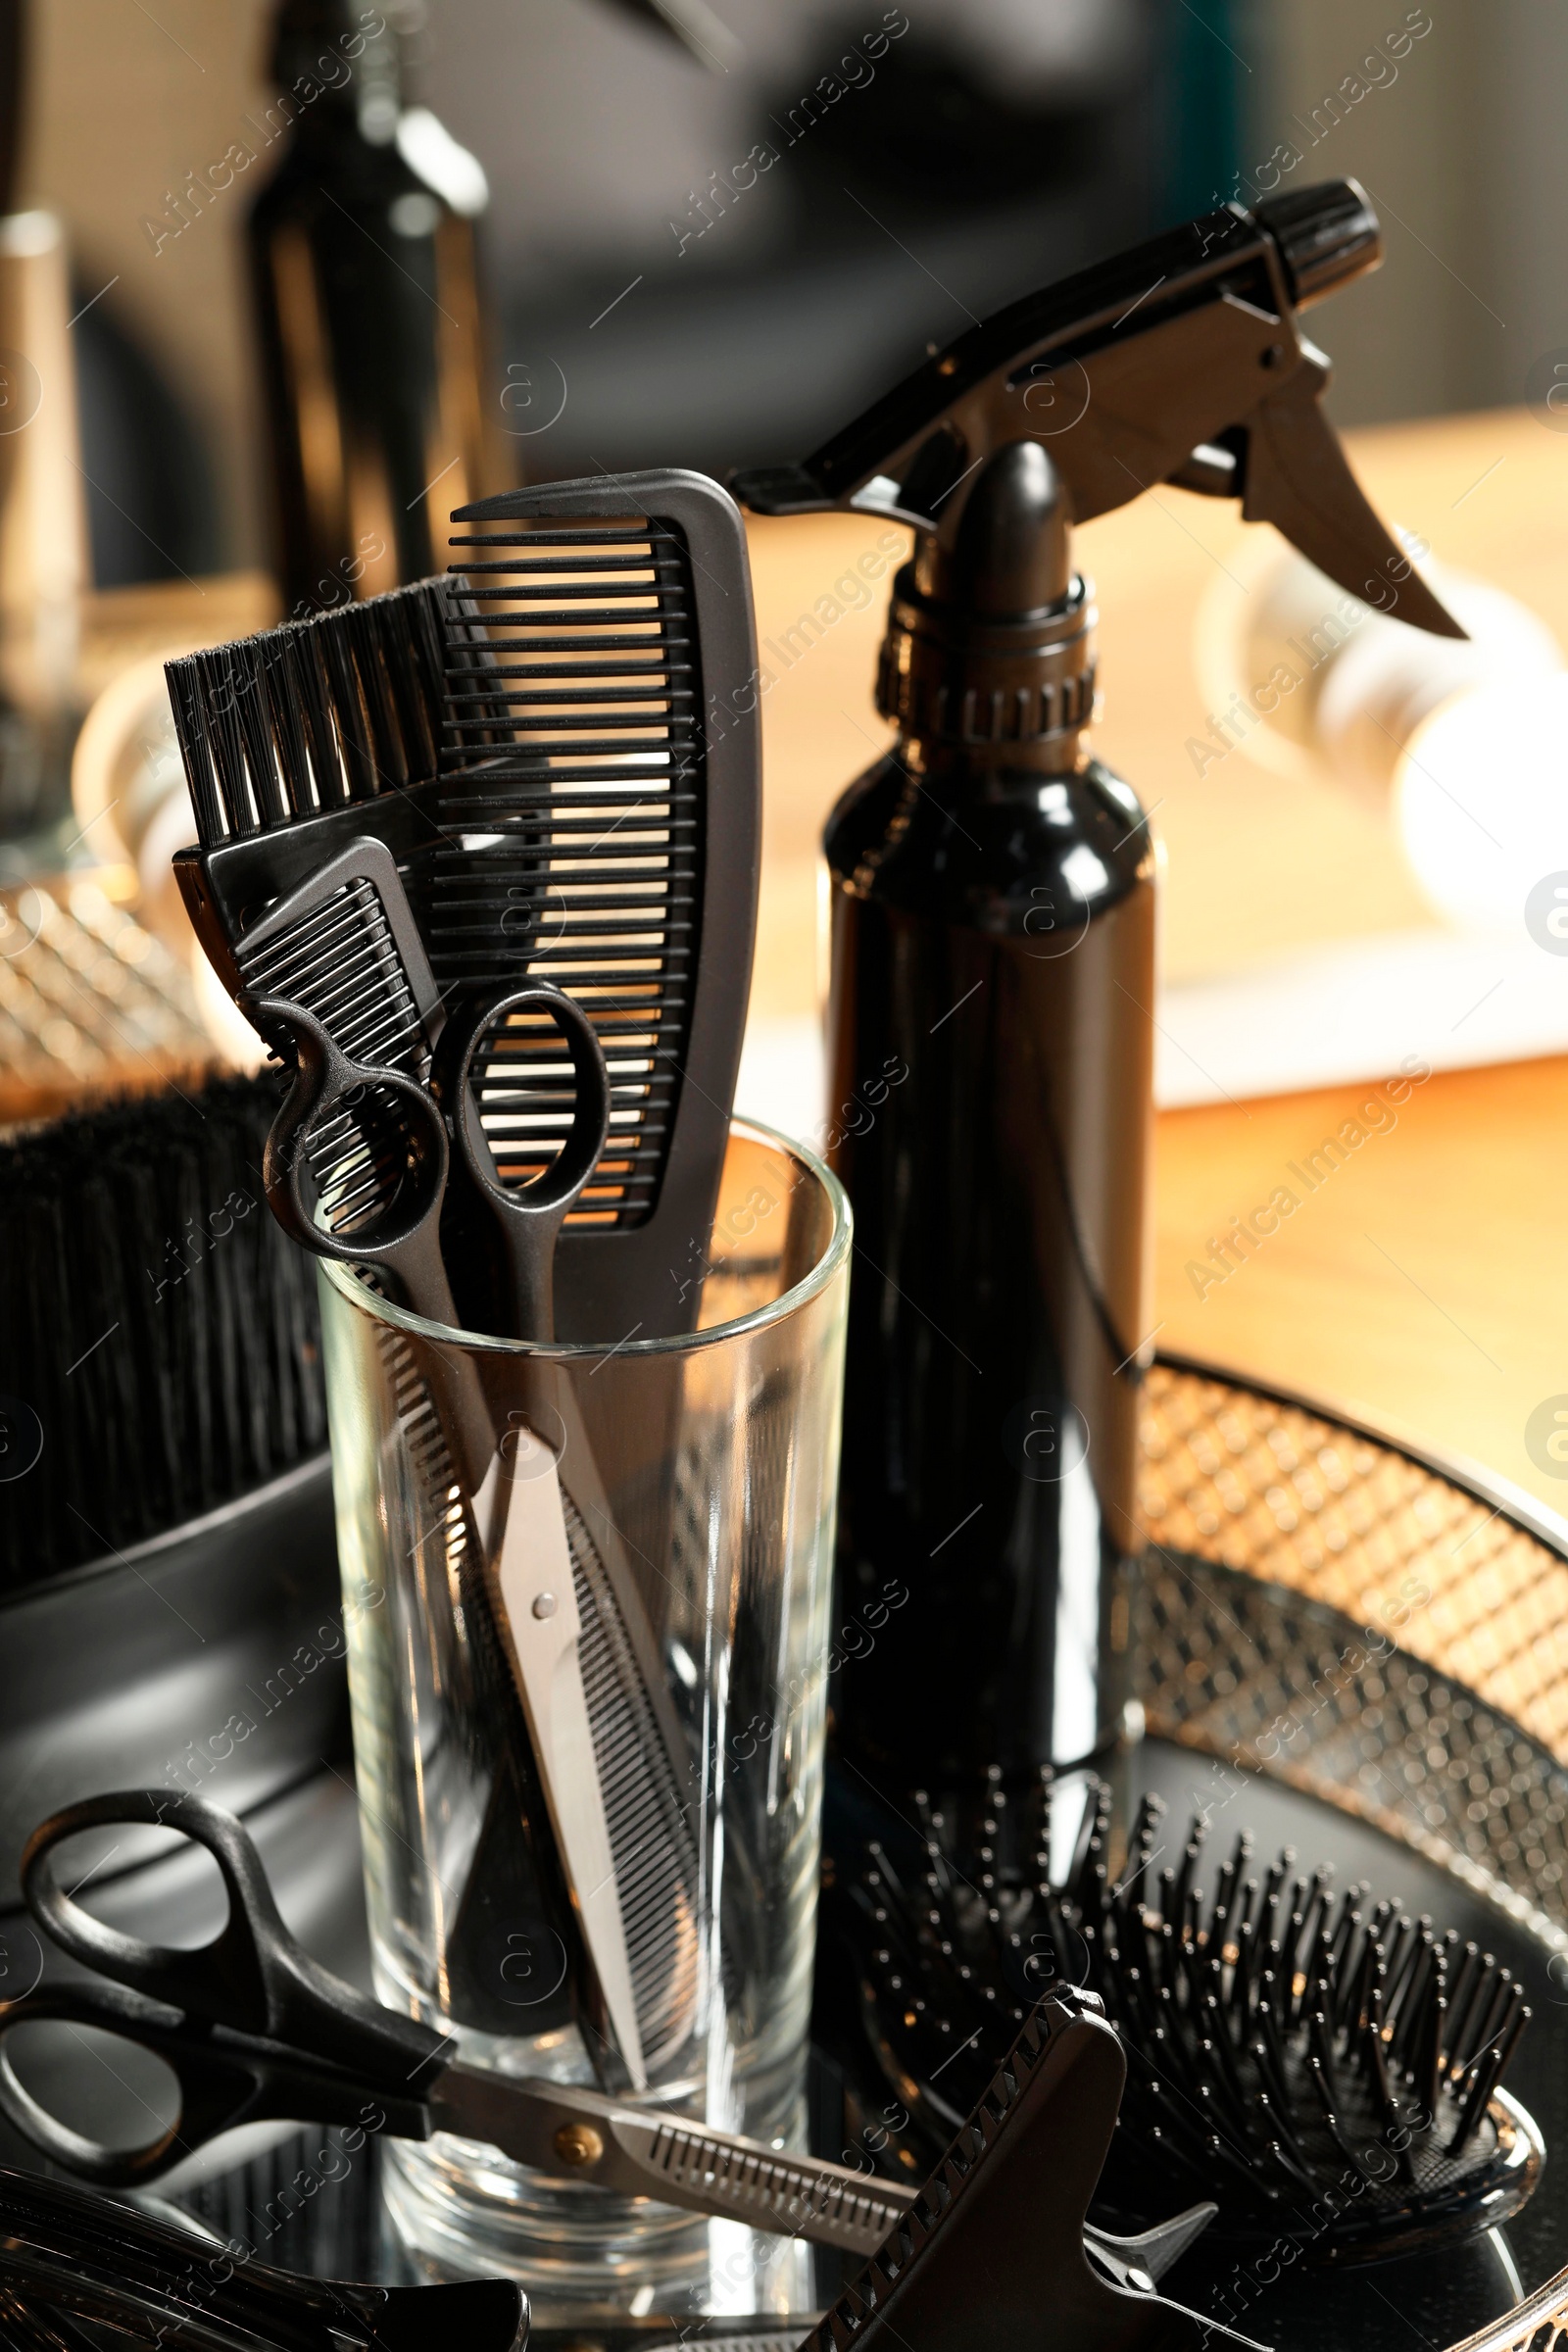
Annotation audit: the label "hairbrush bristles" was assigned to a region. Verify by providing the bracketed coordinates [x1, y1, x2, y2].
[0, 1073, 326, 1585]
[834, 1771, 1540, 2261]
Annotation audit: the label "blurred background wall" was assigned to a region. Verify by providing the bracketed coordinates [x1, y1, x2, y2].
[18, 0, 1561, 593]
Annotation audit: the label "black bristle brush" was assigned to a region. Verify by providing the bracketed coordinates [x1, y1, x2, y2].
[825, 1772, 1540, 2264]
[168, 582, 504, 1331]
[0, 1070, 324, 1586]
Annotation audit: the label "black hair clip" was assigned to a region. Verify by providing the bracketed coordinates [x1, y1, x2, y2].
[802, 1984, 1269, 2352]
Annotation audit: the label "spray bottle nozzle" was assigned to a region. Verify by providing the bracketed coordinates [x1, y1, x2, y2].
[1252, 179, 1381, 308]
[733, 178, 1463, 642]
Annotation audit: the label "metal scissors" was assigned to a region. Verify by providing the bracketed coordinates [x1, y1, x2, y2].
[0, 1788, 1211, 2288]
[239, 895, 678, 2099]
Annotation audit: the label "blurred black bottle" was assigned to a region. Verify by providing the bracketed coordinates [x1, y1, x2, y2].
[823, 441, 1154, 1803]
[248, 0, 492, 612]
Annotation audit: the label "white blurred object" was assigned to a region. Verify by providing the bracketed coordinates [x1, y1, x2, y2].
[1153, 929, 1568, 1109]
[71, 654, 189, 940]
[1194, 533, 1563, 813]
[735, 1012, 825, 1149]
[396, 106, 491, 215]
[0, 211, 88, 830]
[0, 212, 85, 704]
[191, 948, 268, 1072]
[1396, 675, 1568, 937]
[1195, 534, 1568, 941]
[1174, 539, 1568, 1098]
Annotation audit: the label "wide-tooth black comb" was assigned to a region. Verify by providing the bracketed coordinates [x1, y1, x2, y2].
[434, 471, 761, 1342]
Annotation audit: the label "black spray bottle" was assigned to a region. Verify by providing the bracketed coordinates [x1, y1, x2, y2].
[733, 179, 1462, 1825]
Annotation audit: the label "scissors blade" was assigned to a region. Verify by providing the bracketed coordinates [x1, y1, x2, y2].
[480, 1439, 647, 2088]
[427, 2069, 1223, 2283]
[1088, 2200, 1217, 2284]
[427, 2066, 910, 2252]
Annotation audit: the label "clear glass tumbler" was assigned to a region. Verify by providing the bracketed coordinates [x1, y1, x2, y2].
[316, 1121, 850, 2318]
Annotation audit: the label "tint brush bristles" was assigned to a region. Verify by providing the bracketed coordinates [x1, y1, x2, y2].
[839, 1771, 1537, 2259]
[167, 578, 450, 847]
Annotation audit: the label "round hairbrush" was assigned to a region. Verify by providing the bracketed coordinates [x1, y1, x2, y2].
[827, 1770, 1542, 2265]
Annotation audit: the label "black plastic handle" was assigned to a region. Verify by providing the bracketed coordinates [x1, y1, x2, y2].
[0, 1979, 430, 2187]
[730, 180, 1463, 642]
[257, 999, 461, 1326]
[433, 982, 612, 1342]
[20, 1791, 448, 2091]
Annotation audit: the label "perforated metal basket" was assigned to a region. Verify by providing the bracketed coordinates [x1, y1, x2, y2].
[1138, 1355, 1568, 2352]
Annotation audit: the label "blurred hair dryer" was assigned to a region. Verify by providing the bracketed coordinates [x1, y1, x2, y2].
[1194, 536, 1567, 936]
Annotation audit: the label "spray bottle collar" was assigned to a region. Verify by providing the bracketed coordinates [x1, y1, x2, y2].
[878, 562, 1096, 765]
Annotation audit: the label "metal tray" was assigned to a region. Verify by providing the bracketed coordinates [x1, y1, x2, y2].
[1139, 1355, 1568, 2352]
[9, 1352, 1568, 2352]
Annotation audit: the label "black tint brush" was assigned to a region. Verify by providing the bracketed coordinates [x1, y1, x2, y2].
[170, 579, 453, 1002]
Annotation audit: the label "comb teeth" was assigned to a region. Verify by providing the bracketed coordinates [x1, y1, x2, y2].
[169, 581, 452, 846]
[236, 876, 423, 1074]
[237, 875, 427, 1242]
[835, 1774, 1538, 2256]
[801, 2002, 1061, 2352]
[564, 1488, 701, 2073]
[436, 519, 703, 1233]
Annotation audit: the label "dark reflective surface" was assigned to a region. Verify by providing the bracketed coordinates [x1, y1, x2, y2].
[0, 1742, 1557, 2348]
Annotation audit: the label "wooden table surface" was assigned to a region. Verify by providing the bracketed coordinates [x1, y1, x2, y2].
[740, 407, 1568, 1519]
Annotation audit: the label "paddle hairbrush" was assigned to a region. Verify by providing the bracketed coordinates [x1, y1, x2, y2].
[824, 1771, 1541, 2265]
